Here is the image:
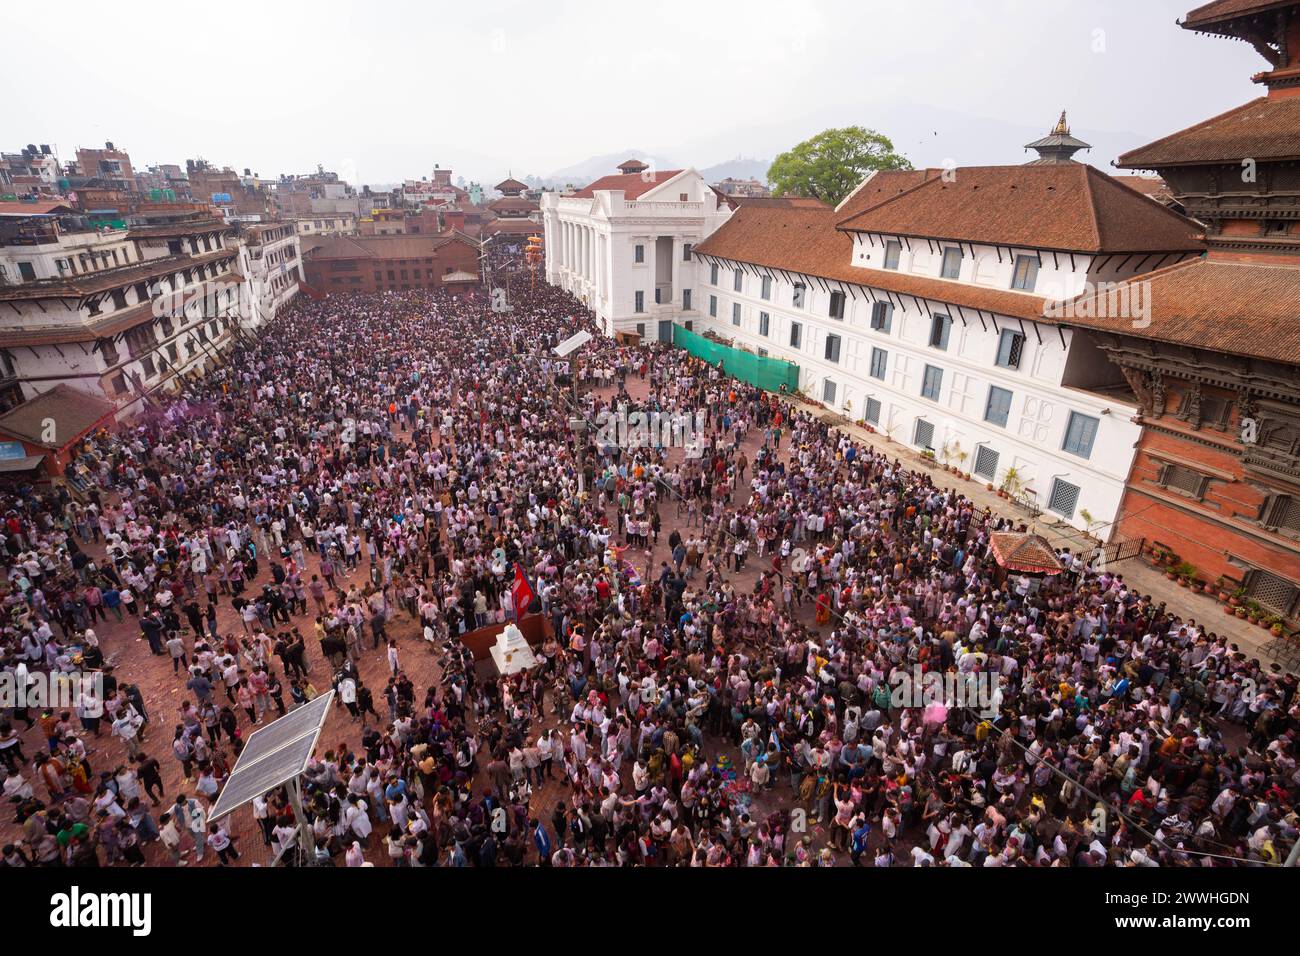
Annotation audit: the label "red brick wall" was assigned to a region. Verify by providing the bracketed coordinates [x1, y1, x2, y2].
[1118, 423, 1300, 589]
[305, 239, 478, 295]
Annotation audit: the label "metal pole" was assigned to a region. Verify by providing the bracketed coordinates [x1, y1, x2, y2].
[286, 776, 318, 865]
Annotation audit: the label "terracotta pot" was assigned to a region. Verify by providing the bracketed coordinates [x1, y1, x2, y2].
[1223, 604, 1236, 615]
[1272, 625, 1284, 637]
[1218, 591, 1230, 602]
[1236, 608, 1248, 619]
[986, 483, 994, 491]
[1229, 596, 1241, 607]
[1166, 572, 1177, 580]
[1247, 615, 1258, 625]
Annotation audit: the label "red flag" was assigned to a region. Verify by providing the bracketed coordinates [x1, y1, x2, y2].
[510, 563, 536, 621]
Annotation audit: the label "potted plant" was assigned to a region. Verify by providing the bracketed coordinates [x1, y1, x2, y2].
[1229, 587, 1245, 608]
[1269, 618, 1285, 637]
[1215, 577, 1230, 602]
[999, 466, 1022, 500]
[1235, 605, 1249, 619]
[956, 449, 969, 478]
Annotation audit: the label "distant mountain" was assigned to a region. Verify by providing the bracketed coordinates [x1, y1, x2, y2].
[543, 149, 678, 188]
[700, 157, 770, 184]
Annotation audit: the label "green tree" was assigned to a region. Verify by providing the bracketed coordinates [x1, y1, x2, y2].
[768, 127, 912, 206]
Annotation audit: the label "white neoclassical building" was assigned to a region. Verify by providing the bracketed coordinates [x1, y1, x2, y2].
[691, 134, 1205, 533]
[541, 159, 733, 342]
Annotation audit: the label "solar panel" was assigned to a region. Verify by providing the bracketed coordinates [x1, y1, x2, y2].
[553, 330, 592, 358]
[237, 693, 333, 766]
[208, 691, 334, 822]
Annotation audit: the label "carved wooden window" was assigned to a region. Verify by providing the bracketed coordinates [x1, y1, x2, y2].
[1245, 568, 1298, 616]
[1159, 463, 1209, 499]
[1263, 495, 1300, 539]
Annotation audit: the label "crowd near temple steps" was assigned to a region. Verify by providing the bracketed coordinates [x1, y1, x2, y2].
[0, 0, 1298, 868]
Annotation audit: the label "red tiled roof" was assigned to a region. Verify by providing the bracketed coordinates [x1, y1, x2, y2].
[478, 219, 542, 237]
[127, 217, 232, 239]
[1113, 175, 1169, 197]
[694, 203, 1056, 324]
[0, 201, 77, 217]
[1118, 96, 1300, 167]
[836, 164, 1204, 254]
[1183, 0, 1295, 27]
[989, 533, 1064, 575]
[0, 300, 155, 348]
[572, 170, 684, 200]
[1061, 255, 1300, 361]
[0, 384, 118, 449]
[834, 168, 943, 222]
[728, 197, 829, 209]
[0, 248, 239, 301]
[495, 178, 528, 192]
[488, 197, 539, 214]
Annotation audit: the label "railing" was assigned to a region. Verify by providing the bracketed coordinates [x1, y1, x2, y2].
[622, 201, 703, 214]
[1010, 488, 1042, 519]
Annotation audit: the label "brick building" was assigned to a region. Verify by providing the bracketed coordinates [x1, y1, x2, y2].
[301, 232, 480, 294]
[74, 142, 135, 192]
[1066, 0, 1300, 620]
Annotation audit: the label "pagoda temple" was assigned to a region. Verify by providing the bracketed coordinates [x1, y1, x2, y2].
[1066, 0, 1300, 619]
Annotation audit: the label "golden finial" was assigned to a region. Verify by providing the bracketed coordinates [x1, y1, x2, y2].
[1052, 111, 1069, 135]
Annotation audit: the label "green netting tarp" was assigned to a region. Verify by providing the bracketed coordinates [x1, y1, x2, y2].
[672, 324, 799, 393]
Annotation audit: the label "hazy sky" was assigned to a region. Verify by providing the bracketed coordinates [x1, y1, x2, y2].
[0, 0, 1269, 186]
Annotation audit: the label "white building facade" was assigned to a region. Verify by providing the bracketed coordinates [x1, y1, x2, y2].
[692, 164, 1203, 534]
[541, 162, 733, 342]
[239, 221, 302, 328]
[0, 213, 250, 415]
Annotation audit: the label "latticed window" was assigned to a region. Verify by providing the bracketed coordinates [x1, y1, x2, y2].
[973, 445, 1000, 480]
[1265, 495, 1300, 537]
[1246, 568, 1298, 615]
[865, 397, 882, 425]
[914, 418, 935, 449]
[1048, 478, 1081, 518]
[1160, 463, 1209, 499]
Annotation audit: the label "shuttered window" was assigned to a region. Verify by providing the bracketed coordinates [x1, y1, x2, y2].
[870, 347, 887, 380]
[870, 301, 893, 332]
[1062, 411, 1099, 459]
[985, 386, 1013, 427]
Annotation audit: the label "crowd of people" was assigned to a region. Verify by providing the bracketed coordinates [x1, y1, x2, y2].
[0, 281, 1295, 868]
